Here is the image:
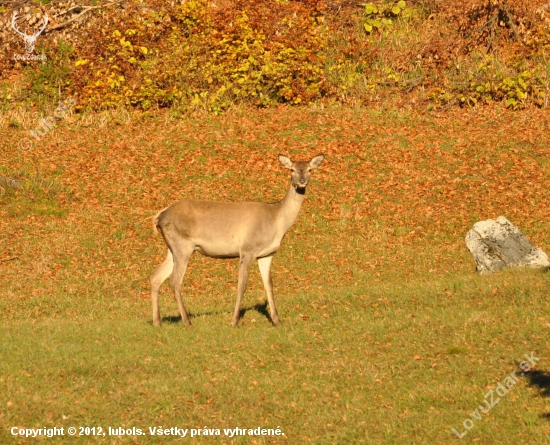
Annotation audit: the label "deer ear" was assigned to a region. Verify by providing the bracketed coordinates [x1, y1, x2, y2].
[309, 154, 324, 169]
[278, 154, 293, 169]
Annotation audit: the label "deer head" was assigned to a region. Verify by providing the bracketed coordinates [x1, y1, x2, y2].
[278, 154, 325, 191]
[11, 11, 49, 54]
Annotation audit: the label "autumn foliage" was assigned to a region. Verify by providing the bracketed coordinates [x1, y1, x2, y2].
[0, 0, 549, 111]
[67, 0, 325, 111]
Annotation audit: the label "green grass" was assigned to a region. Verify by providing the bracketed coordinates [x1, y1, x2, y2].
[1, 268, 549, 444]
[1, 106, 550, 443]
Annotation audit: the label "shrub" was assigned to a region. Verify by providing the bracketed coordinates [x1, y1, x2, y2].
[65, 0, 326, 111]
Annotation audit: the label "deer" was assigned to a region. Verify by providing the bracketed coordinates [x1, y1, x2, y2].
[150, 153, 325, 328]
[11, 11, 49, 54]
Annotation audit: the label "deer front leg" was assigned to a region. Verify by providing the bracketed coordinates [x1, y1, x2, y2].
[232, 253, 254, 327]
[258, 255, 280, 325]
[169, 242, 194, 327]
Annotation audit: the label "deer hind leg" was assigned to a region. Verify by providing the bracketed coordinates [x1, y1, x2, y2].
[258, 255, 280, 326]
[232, 253, 254, 327]
[169, 240, 195, 327]
[150, 250, 174, 327]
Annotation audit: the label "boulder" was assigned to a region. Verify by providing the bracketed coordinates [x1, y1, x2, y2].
[0, 176, 21, 188]
[465, 216, 550, 274]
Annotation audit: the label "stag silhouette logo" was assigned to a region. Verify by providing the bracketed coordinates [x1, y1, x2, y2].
[11, 11, 49, 54]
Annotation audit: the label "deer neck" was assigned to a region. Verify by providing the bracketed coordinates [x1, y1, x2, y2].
[277, 182, 306, 232]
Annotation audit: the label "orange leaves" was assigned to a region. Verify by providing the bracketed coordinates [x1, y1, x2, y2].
[2, 104, 550, 310]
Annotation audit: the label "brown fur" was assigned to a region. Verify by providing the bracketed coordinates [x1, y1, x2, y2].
[149, 154, 324, 327]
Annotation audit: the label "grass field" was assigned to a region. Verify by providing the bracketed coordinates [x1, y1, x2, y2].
[1, 105, 550, 444]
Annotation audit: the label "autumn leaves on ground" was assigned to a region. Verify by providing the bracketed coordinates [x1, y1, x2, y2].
[0, 105, 549, 443]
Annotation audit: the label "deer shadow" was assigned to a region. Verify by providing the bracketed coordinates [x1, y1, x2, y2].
[160, 310, 220, 324]
[158, 302, 274, 325]
[239, 302, 274, 325]
[161, 315, 183, 324]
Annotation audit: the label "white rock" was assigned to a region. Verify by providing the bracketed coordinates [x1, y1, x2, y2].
[465, 216, 550, 274]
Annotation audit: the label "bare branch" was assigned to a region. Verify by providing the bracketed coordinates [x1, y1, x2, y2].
[48, 0, 126, 31]
[502, 4, 525, 45]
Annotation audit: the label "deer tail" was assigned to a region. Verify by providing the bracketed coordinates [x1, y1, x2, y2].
[153, 207, 168, 235]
